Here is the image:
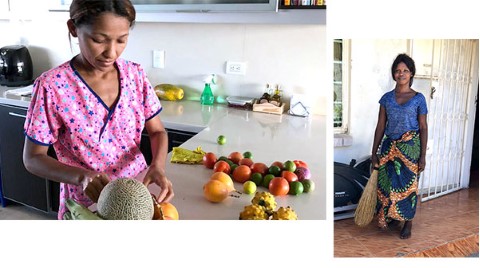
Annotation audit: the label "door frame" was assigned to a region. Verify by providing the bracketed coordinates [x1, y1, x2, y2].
[461, 41, 479, 188]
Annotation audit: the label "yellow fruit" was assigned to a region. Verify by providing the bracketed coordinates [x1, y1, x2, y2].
[239, 204, 269, 220]
[154, 84, 184, 101]
[271, 206, 298, 220]
[251, 191, 277, 214]
[210, 172, 235, 192]
[243, 181, 257, 194]
[203, 180, 229, 203]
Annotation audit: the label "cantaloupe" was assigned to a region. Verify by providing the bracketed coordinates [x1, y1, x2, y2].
[97, 178, 154, 220]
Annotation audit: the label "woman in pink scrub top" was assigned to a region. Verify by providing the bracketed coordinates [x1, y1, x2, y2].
[22, 0, 173, 219]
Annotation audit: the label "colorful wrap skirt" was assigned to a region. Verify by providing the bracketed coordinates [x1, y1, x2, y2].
[376, 131, 421, 229]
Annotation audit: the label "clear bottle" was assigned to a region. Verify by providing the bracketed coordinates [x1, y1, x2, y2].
[200, 83, 214, 105]
[270, 84, 282, 106]
[259, 83, 271, 104]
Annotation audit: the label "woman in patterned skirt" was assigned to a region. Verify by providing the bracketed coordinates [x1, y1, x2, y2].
[371, 53, 428, 239]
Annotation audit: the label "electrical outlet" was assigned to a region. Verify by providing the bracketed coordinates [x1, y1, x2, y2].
[153, 50, 165, 69]
[226, 61, 246, 75]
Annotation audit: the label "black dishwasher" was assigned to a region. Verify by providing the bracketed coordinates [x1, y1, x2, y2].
[0, 103, 59, 213]
[140, 128, 197, 165]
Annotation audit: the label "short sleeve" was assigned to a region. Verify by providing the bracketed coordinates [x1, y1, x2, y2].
[417, 93, 428, 115]
[24, 79, 61, 145]
[379, 92, 389, 107]
[138, 65, 162, 121]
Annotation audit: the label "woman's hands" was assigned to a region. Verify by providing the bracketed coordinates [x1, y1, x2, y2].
[418, 155, 426, 173]
[81, 173, 110, 203]
[142, 165, 174, 204]
[371, 154, 380, 169]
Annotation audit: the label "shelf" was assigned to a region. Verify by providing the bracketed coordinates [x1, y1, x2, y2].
[279, 5, 326, 9]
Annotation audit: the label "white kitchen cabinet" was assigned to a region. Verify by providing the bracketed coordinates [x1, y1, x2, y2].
[46, 0, 325, 24]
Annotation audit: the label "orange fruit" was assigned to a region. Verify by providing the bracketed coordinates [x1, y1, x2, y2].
[232, 164, 252, 183]
[269, 177, 290, 196]
[251, 162, 269, 176]
[202, 152, 217, 169]
[152, 202, 179, 220]
[213, 160, 231, 174]
[160, 203, 179, 220]
[228, 151, 243, 165]
[281, 170, 298, 183]
[203, 180, 229, 203]
[239, 158, 254, 167]
[210, 172, 235, 192]
[271, 161, 284, 170]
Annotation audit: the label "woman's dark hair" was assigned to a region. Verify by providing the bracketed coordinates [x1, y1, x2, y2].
[391, 53, 416, 87]
[70, 0, 136, 28]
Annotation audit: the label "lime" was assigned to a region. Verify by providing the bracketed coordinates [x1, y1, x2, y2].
[262, 174, 275, 188]
[217, 135, 226, 145]
[301, 179, 315, 193]
[217, 156, 229, 162]
[250, 172, 263, 186]
[268, 165, 281, 177]
[243, 151, 253, 159]
[243, 181, 257, 194]
[284, 160, 297, 172]
[224, 159, 234, 167]
[289, 181, 304, 195]
[230, 164, 239, 173]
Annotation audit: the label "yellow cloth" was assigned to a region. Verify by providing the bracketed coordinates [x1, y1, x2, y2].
[170, 146, 206, 164]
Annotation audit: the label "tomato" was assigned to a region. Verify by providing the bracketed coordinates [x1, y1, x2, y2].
[228, 151, 243, 165]
[293, 160, 308, 169]
[239, 157, 254, 167]
[268, 177, 290, 196]
[203, 152, 217, 169]
[251, 162, 269, 176]
[213, 160, 231, 174]
[232, 165, 252, 183]
[281, 170, 298, 183]
[271, 161, 284, 170]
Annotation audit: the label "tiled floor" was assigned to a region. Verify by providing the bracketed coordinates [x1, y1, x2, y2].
[334, 187, 479, 257]
[0, 201, 56, 220]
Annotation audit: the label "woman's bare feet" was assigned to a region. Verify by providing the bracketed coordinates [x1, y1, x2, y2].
[400, 221, 412, 239]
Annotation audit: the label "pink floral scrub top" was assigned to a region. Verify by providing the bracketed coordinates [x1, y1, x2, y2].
[24, 58, 162, 219]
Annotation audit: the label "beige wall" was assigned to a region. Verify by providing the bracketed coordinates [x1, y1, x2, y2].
[0, 19, 327, 115]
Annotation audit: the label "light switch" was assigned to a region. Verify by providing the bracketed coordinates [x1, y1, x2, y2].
[153, 50, 165, 69]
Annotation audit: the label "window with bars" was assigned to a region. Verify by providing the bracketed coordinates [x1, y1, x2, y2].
[333, 39, 349, 133]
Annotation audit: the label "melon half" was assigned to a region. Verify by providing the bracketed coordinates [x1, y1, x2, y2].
[97, 178, 154, 220]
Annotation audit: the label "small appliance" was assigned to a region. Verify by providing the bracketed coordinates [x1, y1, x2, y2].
[0, 45, 34, 87]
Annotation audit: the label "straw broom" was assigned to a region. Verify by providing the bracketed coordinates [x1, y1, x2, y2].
[354, 166, 379, 227]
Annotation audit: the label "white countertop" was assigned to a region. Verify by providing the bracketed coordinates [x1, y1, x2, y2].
[152, 103, 326, 220]
[1, 86, 326, 220]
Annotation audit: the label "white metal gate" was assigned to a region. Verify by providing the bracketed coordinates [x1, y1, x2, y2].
[415, 39, 478, 201]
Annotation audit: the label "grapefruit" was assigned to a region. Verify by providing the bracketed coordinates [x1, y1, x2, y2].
[203, 180, 229, 203]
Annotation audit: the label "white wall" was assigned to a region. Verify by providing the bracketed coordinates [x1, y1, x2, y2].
[334, 39, 410, 164]
[0, 18, 327, 115]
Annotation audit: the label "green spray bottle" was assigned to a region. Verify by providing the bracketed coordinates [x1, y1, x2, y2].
[200, 74, 215, 105]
